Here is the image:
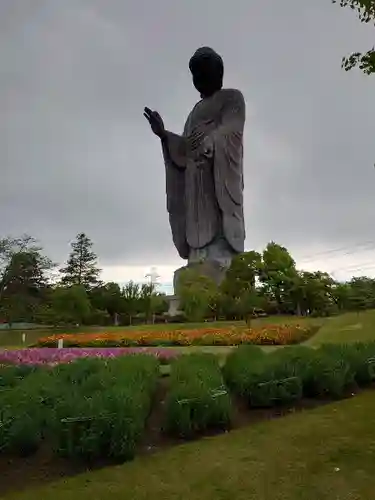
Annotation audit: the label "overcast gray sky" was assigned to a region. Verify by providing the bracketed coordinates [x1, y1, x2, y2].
[1, 0, 375, 284]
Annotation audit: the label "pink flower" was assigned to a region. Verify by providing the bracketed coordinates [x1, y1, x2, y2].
[0, 347, 179, 366]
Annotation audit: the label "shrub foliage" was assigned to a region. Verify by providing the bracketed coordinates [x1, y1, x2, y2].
[0, 355, 159, 460]
[165, 353, 232, 438]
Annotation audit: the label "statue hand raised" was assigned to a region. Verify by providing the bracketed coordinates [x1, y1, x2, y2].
[144, 107, 166, 139]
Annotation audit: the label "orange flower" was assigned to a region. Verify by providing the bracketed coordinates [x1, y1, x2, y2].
[36, 324, 312, 347]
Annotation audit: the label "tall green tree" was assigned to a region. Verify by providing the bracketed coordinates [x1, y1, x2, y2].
[176, 268, 218, 322]
[122, 281, 141, 325]
[292, 271, 336, 317]
[90, 282, 123, 325]
[259, 242, 298, 313]
[333, 0, 375, 74]
[0, 247, 54, 325]
[60, 233, 101, 290]
[346, 276, 375, 311]
[221, 250, 262, 298]
[235, 288, 267, 326]
[332, 282, 352, 311]
[46, 285, 92, 326]
[139, 283, 169, 323]
[0, 235, 44, 302]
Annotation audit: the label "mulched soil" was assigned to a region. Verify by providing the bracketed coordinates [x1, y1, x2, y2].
[0, 379, 364, 497]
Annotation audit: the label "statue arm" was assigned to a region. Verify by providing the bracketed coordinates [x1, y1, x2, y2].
[161, 132, 187, 169]
[162, 122, 190, 260]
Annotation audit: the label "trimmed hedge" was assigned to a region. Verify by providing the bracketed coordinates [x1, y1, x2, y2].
[223, 344, 359, 407]
[0, 364, 39, 389]
[0, 355, 160, 461]
[51, 355, 160, 461]
[0, 368, 62, 455]
[268, 347, 352, 399]
[318, 342, 375, 386]
[223, 345, 302, 407]
[165, 353, 232, 438]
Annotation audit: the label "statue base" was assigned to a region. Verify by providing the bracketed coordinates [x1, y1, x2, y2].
[165, 294, 183, 317]
[167, 260, 229, 317]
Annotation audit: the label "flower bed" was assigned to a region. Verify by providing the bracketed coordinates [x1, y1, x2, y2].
[0, 347, 179, 366]
[35, 324, 316, 348]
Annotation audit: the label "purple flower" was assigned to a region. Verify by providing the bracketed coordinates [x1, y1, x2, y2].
[0, 348, 179, 366]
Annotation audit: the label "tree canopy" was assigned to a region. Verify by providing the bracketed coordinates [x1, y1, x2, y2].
[333, 0, 375, 74]
[1, 231, 375, 326]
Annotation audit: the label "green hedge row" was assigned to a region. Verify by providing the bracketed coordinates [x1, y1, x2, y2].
[165, 353, 232, 438]
[318, 342, 375, 386]
[52, 355, 159, 461]
[0, 367, 64, 455]
[223, 342, 375, 408]
[223, 346, 303, 407]
[0, 364, 39, 389]
[0, 356, 160, 461]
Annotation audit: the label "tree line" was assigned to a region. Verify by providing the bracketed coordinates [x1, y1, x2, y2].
[177, 242, 375, 323]
[0, 233, 168, 327]
[0, 234, 374, 327]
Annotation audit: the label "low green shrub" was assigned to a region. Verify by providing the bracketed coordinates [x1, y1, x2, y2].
[51, 355, 159, 461]
[52, 357, 105, 385]
[0, 368, 62, 456]
[250, 375, 302, 407]
[165, 353, 232, 438]
[0, 364, 39, 389]
[269, 347, 352, 399]
[223, 345, 265, 383]
[0, 356, 160, 461]
[224, 346, 302, 407]
[223, 345, 266, 397]
[318, 342, 375, 387]
[223, 344, 354, 406]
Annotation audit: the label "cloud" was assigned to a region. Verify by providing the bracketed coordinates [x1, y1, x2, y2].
[1, 0, 375, 283]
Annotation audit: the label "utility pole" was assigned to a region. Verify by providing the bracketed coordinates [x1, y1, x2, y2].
[145, 266, 160, 288]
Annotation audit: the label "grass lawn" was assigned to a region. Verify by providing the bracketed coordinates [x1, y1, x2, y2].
[3, 312, 375, 498]
[306, 309, 375, 346]
[6, 391, 375, 500]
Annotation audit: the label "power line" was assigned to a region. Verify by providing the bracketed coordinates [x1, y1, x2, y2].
[330, 262, 375, 275]
[251, 240, 375, 266]
[297, 240, 375, 264]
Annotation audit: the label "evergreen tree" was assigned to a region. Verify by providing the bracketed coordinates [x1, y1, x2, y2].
[60, 233, 101, 290]
[1, 249, 53, 324]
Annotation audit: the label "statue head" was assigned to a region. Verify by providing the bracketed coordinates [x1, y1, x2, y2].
[189, 47, 224, 98]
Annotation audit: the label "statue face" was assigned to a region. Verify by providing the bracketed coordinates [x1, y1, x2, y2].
[189, 49, 223, 98]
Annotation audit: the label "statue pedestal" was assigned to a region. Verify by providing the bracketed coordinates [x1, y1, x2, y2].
[174, 260, 228, 289]
[166, 294, 183, 317]
[167, 260, 228, 317]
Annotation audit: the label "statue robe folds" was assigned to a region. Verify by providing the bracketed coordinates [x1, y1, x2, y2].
[162, 88, 246, 263]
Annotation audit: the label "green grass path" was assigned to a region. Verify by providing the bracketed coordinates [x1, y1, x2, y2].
[307, 309, 375, 345]
[7, 391, 375, 500]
